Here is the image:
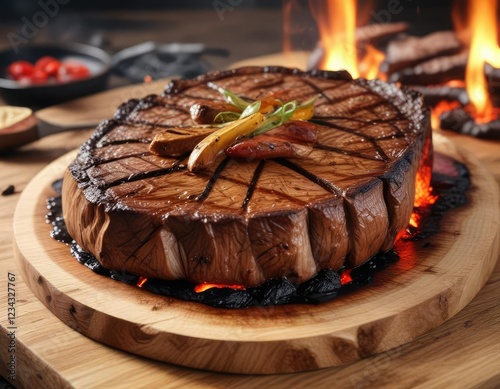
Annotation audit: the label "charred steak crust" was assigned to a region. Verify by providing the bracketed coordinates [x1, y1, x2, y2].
[63, 66, 432, 287]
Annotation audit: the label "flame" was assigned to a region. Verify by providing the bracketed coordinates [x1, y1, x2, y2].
[194, 283, 246, 293]
[407, 137, 437, 230]
[358, 45, 387, 80]
[429, 80, 464, 128]
[310, 0, 359, 78]
[456, 0, 500, 122]
[413, 139, 437, 209]
[409, 182, 436, 230]
[308, 0, 385, 79]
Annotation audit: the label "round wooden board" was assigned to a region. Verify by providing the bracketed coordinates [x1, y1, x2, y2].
[12, 133, 500, 375]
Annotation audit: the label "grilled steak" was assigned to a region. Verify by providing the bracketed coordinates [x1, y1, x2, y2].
[62, 66, 432, 287]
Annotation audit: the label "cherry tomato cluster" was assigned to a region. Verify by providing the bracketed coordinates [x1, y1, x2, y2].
[6, 56, 90, 86]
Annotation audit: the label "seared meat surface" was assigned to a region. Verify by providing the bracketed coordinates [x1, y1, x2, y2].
[63, 66, 431, 286]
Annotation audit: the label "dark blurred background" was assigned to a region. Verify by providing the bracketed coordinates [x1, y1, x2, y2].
[0, 0, 456, 54]
[0, 0, 457, 80]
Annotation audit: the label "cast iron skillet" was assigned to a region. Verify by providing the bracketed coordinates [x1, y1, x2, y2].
[0, 43, 111, 108]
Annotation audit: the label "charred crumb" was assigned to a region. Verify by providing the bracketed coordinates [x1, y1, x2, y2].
[46, 196, 74, 245]
[47, 157, 470, 309]
[1, 185, 15, 196]
[196, 288, 254, 309]
[252, 278, 297, 306]
[296, 270, 342, 304]
[70, 243, 110, 276]
[110, 270, 140, 285]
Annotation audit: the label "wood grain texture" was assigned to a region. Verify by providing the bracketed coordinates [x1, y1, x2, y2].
[0, 71, 500, 387]
[9, 133, 500, 375]
[35, 78, 171, 129]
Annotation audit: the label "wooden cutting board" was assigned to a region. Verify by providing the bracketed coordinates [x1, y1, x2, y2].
[11, 132, 500, 374]
[1, 61, 500, 386]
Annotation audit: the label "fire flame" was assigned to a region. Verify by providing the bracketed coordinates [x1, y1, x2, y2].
[309, 0, 385, 79]
[194, 283, 246, 293]
[455, 0, 500, 122]
[358, 44, 387, 80]
[409, 138, 437, 229]
[310, 0, 359, 77]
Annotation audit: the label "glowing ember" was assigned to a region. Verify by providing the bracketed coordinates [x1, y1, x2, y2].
[340, 269, 353, 285]
[310, 0, 359, 77]
[456, 0, 500, 122]
[408, 137, 437, 230]
[414, 147, 437, 208]
[431, 100, 462, 129]
[136, 276, 148, 288]
[194, 283, 246, 293]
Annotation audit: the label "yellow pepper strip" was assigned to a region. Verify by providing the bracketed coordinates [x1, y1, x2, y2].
[187, 112, 266, 171]
[291, 104, 314, 120]
[258, 96, 282, 114]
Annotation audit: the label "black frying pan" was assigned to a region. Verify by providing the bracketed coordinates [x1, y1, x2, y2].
[0, 41, 228, 110]
[0, 42, 111, 108]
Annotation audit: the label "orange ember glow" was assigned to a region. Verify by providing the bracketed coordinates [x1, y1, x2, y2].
[340, 269, 353, 285]
[408, 140, 437, 229]
[409, 177, 437, 230]
[409, 173, 437, 229]
[136, 276, 148, 288]
[194, 283, 246, 293]
[431, 100, 461, 129]
[144, 75, 152, 83]
[456, 0, 500, 122]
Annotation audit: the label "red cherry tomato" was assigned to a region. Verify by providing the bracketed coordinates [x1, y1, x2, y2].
[60, 62, 90, 81]
[7, 61, 34, 81]
[8, 57, 90, 85]
[35, 56, 61, 77]
[30, 69, 49, 84]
